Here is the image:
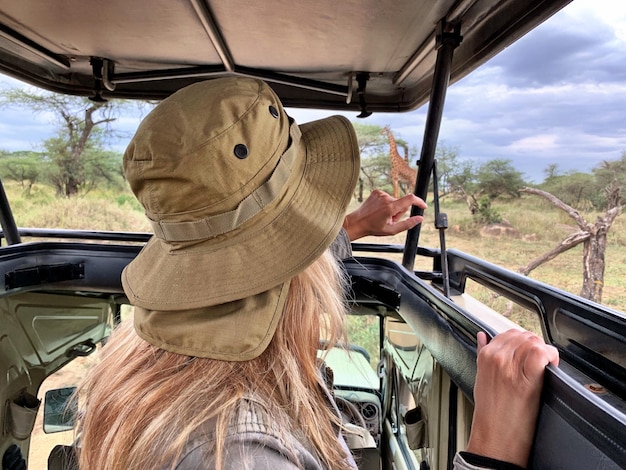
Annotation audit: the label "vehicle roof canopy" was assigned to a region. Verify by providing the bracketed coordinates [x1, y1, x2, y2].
[0, 0, 570, 112]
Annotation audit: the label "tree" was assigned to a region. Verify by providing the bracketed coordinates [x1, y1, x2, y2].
[352, 123, 396, 199]
[540, 153, 626, 211]
[447, 159, 479, 212]
[433, 143, 461, 195]
[543, 163, 560, 182]
[447, 158, 525, 220]
[0, 150, 43, 193]
[0, 88, 138, 197]
[353, 123, 458, 201]
[476, 159, 525, 199]
[539, 170, 600, 210]
[42, 130, 124, 196]
[522, 154, 626, 303]
[593, 152, 626, 204]
[519, 183, 621, 303]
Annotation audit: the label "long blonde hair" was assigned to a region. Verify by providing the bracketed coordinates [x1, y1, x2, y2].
[75, 251, 352, 470]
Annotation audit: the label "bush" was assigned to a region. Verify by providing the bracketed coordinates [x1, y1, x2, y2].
[475, 196, 502, 224]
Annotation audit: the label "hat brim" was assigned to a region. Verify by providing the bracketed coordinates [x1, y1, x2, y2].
[122, 114, 359, 311]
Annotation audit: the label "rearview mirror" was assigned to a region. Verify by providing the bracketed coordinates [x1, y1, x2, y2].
[43, 386, 77, 434]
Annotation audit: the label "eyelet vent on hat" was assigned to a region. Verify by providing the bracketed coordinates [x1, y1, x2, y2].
[233, 144, 249, 159]
[269, 105, 279, 118]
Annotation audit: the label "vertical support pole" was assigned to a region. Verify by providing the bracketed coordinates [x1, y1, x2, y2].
[432, 161, 451, 297]
[447, 381, 459, 470]
[0, 179, 20, 245]
[402, 21, 462, 271]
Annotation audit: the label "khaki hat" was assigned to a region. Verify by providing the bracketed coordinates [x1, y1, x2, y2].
[121, 77, 360, 360]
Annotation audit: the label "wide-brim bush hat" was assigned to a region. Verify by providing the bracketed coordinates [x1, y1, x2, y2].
[122, 76, 360, 361]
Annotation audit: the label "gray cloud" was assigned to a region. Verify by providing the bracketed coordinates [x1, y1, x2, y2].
[360, 4, 626, 183]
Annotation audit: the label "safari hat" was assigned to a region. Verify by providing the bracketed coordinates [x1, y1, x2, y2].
[121, 77, 360, 360]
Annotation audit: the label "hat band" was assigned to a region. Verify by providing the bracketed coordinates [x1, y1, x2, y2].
[148, 122, 302, 242]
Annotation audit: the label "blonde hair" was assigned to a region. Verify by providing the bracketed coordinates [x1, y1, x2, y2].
[75, 251, 352, 470]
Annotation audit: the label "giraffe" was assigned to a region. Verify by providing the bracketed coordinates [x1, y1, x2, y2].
[400, 141, 410, 163]
[382, 126, 417, 198]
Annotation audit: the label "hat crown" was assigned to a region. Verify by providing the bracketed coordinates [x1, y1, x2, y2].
[124, 77, 290, 223]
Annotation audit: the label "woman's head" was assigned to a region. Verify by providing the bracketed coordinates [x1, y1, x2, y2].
[76, 77, 361, 469]
[120, 76, 360, 361]
[76, 250, 351, 470]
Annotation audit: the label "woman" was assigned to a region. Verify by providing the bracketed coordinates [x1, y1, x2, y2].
[75, 76, 558, 470]
[77, 251, 352, 469]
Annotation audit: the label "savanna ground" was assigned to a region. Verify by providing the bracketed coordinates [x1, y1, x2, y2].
[11, 182, 625, 468]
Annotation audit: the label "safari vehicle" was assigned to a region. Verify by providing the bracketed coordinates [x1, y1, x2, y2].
[0, 1, 624, 469]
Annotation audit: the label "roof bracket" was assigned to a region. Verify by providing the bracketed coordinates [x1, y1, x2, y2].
[356, 72, 372, 118]
[101, 59, 116, 92]
[89, 57, 116, 102]
[435, 19, 463, 50]
[346, 73, 354, 105]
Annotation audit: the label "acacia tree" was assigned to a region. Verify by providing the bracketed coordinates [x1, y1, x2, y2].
[0, 150, 42, 193]
[519, 181, 622, 303]
[477, 159, 526, 199]
[446, 158, 526, 222]
[352, 123, 389, 200]
[352, 123, 417, 199]
[353, 123, 461, 201]
[0, 88, 135, 197]
[43, 127, 123, 196]
[539, 170, 600, 211]
[432, 143, 461, 195]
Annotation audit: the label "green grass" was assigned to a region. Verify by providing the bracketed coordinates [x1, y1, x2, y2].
[4, 181, 151, 233]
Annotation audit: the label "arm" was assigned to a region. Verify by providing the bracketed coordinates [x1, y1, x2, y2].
[461, 329, 559, 468]
[342, 189, 427, 241]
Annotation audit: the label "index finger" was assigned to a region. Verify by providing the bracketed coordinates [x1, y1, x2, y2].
[391, 194, 428, 213]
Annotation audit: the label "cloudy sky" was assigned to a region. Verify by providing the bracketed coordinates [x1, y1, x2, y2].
[1, 0, 624, 183]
